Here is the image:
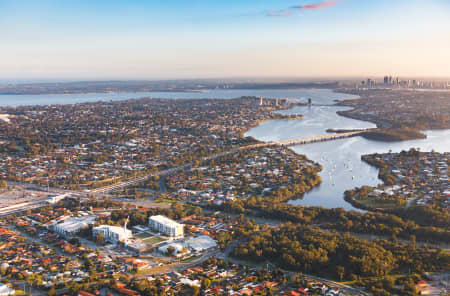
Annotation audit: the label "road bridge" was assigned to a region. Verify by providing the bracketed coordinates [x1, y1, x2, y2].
[88, 130, 369, 195]
[272, 130, 365, 146]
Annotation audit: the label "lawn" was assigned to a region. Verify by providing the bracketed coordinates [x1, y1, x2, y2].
[136, 232, 153, 239]
[356, 198, 402, 210]
[141, 235, 167, 245]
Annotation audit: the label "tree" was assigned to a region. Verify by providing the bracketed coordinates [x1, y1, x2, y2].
[167, 245, 176, 256]
[95, 232, 105, 245]
[201, 278, 211, 289]
[336, 266, 345, 281]
[409, 235, 416, 250]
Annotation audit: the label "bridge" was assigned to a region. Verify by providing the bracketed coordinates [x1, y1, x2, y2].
[271, 130, 365, 146]
[87, 130, 369, 195]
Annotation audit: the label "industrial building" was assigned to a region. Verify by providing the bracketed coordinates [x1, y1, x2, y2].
[184, 235, 217, 253]
[52, 216, 96, 238]
[148, 215, 184, 237]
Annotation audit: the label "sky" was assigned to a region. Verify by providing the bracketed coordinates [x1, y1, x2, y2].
[1, 0, 450, 80]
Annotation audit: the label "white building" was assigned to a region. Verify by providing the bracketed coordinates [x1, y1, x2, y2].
[185, 235, 217, 253]
[157, 242, 186, 256]
[93, 225, 132, 244]
[53, 216, 96, 238]
[149, 215, 184, 237]
[47, 193, 69, 204]
[0, 283, 14, 295]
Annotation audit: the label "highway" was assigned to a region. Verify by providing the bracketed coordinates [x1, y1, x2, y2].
[3, 130, 369, 203]
[87, 130, 368, 195]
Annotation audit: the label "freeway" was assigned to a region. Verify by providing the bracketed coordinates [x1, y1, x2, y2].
[86, 130, 369, 195]
[4, 130, 370, 201]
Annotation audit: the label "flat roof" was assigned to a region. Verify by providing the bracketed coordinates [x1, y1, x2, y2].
[94, 225, 131, 235]
[56, 216, 96, 232]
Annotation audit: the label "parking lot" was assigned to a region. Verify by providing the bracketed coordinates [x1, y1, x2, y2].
[0, 187, 52, 215]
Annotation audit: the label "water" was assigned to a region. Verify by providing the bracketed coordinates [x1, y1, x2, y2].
[1, 88, 447, 210]
[245, 103, 450, 210]
[0, 88, 353, 107]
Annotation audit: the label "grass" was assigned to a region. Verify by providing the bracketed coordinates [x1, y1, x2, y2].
[135, 232, 153, 239]
[341, 274, 405, 285]
[155, 198, 177, 204]
[356, 198, 403, 210]
[135, 264, 172, 276]
[141, 236, 167, 245]
[179, 255, 202, 264]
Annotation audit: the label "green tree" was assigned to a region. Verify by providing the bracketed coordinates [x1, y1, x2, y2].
[201, 278, 211, 289]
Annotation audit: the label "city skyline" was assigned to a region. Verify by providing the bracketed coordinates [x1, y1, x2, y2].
[1, 0, 450, 80]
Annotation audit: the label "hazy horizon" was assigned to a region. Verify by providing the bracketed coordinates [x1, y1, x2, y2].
[2, 0, 450, 80]
[2, 75, 450, 85]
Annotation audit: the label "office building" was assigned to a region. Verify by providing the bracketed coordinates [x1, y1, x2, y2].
[92, 225, 132, 244]
[149, 215, 184, 237]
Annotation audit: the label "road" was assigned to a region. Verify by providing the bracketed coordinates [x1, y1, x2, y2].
[86, 130, 370, 196]
[6, 130, 364, 199]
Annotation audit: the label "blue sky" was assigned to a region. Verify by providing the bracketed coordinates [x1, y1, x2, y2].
[1, 0, 450, 80]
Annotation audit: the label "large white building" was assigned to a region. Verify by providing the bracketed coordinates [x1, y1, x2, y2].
[52, 216, 96, 238]
[149, 215, 184, 237]
[185, 235, 217, 253]
[92, 225, 132, 244]
[0, 283, 14, 296]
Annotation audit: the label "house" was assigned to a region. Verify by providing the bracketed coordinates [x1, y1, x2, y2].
[78, 291, 96, 296]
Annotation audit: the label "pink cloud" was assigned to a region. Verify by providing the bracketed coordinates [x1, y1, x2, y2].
[266, 1, 338, 17]
[292, 1, 338, 10]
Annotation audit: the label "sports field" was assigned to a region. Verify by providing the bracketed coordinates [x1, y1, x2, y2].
[136, 232, 153, 239]
[141, 236, 167, 245]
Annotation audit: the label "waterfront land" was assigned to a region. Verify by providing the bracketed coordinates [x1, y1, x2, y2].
[345, 150, 449, 214]
[337, 89, 450, 141]
[0, 88, 448, 295]
[0, 80, 340, 95]
[0, 97, 297, 190]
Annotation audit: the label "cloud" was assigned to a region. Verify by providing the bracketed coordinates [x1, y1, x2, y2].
[266, 1, 338, 17]
[292, 1, 337, 10]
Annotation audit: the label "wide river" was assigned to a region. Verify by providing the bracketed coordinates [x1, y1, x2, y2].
[1, 89, 449, 210]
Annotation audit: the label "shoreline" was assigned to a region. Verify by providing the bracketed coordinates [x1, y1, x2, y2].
[243, 90, 449, 212]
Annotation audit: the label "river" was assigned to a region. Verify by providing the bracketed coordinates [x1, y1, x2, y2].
[245, 97, 450, 211]
[0, 88, 349, 107]
[1, 88, 448, 210]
